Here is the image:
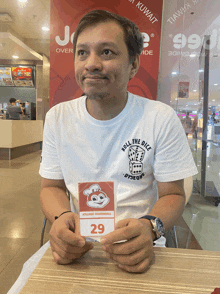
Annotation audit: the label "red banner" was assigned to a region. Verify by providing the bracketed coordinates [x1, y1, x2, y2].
[50, 0, 163, 107]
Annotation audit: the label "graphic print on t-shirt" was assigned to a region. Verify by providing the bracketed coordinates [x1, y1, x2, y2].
[128, 145, 145, 175]
[121, 139, 152, 181]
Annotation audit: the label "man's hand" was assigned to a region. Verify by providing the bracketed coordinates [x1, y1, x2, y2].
[100, 218, 154, 273]
[49, 212, 93, 264]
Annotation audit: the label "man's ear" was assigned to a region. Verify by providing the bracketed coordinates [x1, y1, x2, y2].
[129, 55, 140, 80]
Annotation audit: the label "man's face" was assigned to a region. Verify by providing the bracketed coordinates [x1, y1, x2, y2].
[74, 21, 138, 99]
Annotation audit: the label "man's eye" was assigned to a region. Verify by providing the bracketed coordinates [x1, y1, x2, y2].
[78, 50, 86, 56]
[103, 49, 112, 56]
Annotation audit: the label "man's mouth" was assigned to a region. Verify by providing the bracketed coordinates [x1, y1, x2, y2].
[83, 75, 107, 80]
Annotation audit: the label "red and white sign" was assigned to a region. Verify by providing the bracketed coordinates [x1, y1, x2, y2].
[178, 81, 189, 98]
[50, 0, 163, 107]
[78, 182, 115, 238]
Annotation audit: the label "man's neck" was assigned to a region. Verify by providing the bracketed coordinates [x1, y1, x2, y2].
[86, 93, 128, 121]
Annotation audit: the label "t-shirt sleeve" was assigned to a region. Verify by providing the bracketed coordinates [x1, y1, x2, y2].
[39, 110, 64, 179]
[153, 107, 198, 182]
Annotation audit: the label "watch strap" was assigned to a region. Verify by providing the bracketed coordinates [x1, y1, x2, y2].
[139, 215, 156, 221]
[139, 215, 164, 241]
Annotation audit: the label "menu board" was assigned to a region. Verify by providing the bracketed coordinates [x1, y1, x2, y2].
[0, 66, 35, 87]
[12, 67, 34, 87]
[0, 67, 14, 86]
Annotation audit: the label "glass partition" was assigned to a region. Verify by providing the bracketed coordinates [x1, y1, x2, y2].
[158, 0, 220, 251]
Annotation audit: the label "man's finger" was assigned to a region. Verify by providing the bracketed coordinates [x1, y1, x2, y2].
[104, 234, 148, 255]
[50, 239, 94, 261]
[117, 253, 153, 273]
[101, 220, 140, 244]
[55, 225, 86, 247]
[52, 251, 74, 265]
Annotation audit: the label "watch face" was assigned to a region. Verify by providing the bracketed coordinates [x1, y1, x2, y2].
[156, 218, 165, 236]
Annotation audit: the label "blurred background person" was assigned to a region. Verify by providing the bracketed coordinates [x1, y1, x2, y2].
[191, 114, 198, 140]
[183, 112, 192, 138]
[6, 98, 22, 120]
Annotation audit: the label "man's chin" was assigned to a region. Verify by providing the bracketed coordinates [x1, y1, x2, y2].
[86, 92, 110, 100]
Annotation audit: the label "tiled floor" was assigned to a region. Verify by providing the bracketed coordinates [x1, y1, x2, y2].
[182, 135, 220, 252]
[0, 139, 220, 294]
[0, 151, 50, 294]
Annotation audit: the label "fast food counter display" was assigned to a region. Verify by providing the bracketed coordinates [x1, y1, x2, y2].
[0, 66, 35, 87]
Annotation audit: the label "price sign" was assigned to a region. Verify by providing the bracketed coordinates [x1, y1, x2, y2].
[78, 182, 115, 239]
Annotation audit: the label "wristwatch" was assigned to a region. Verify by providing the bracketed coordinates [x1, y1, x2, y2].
[139, 215, 165, 241]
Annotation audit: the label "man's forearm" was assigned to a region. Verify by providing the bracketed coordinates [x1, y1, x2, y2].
[40, 187, 71, 224]
[147, 194, 185, 231]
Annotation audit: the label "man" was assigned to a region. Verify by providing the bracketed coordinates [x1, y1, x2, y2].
[39, 10, 198, 273]
[6, 98, 22, 120]
[183, 112, 192, 138]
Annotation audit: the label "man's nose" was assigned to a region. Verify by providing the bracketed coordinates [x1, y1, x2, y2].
[85, 52, 103, 71]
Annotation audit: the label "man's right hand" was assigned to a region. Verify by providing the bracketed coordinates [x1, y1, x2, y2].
[49, 212, 94, 264]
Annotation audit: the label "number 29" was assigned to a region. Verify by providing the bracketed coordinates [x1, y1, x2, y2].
[91, 224, 105, 234]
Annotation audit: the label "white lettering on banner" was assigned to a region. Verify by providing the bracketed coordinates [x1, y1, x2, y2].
[172, 29, 220, 50]
[168, 50, 218, 58]
[55, 27, 153, 50]
[142, 32, 150, 48]
[192, 0, 203, 4]
[56, 48, 73, 53]
[136, 2, 158, 24]
[167, 3, 191, 24]
[55, 26, 75, 46]
[128, 0, 135, 3]
[141, 50, 153, 55]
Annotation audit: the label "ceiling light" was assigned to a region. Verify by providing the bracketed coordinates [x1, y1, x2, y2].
[214, 84, 218, 86]
[12, 55, 19, 59]
[172, 71, 178, 75]
[42, 26, 50, 31]
[212, 100, 216, 102]
[18, 0, 28, 2]
[193, 90, 197, 92]
[199, 69, 204, 73]
[190, 53, 196, 58]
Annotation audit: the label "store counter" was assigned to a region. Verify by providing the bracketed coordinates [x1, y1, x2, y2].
[0, 120, 43, 159]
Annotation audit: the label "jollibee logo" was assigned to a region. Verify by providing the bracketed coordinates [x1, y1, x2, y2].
[172, 29, 220, 50]
[83, 184, 110, 209]
[55, 26, 152, 48]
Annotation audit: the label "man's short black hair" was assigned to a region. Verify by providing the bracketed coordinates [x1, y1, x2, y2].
[73, 10, 143, 63]
[9, 98, 16, 103]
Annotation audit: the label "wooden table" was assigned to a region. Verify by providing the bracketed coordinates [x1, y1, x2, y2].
[20, 243, 220, 294]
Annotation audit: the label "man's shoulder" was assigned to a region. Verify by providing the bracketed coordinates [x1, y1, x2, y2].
[131, 93, 174, 114]
[46, 96, 83, 118]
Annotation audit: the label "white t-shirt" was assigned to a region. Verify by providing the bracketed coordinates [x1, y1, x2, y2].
[39, 92, 198, 223]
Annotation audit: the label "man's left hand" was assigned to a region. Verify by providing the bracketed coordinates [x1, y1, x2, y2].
[100, 218, 154, 273]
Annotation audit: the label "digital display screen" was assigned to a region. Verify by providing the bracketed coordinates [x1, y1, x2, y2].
[12, 67, 34, 87]
[0, 67, 14, 86]
[0, 66, 35, 87]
